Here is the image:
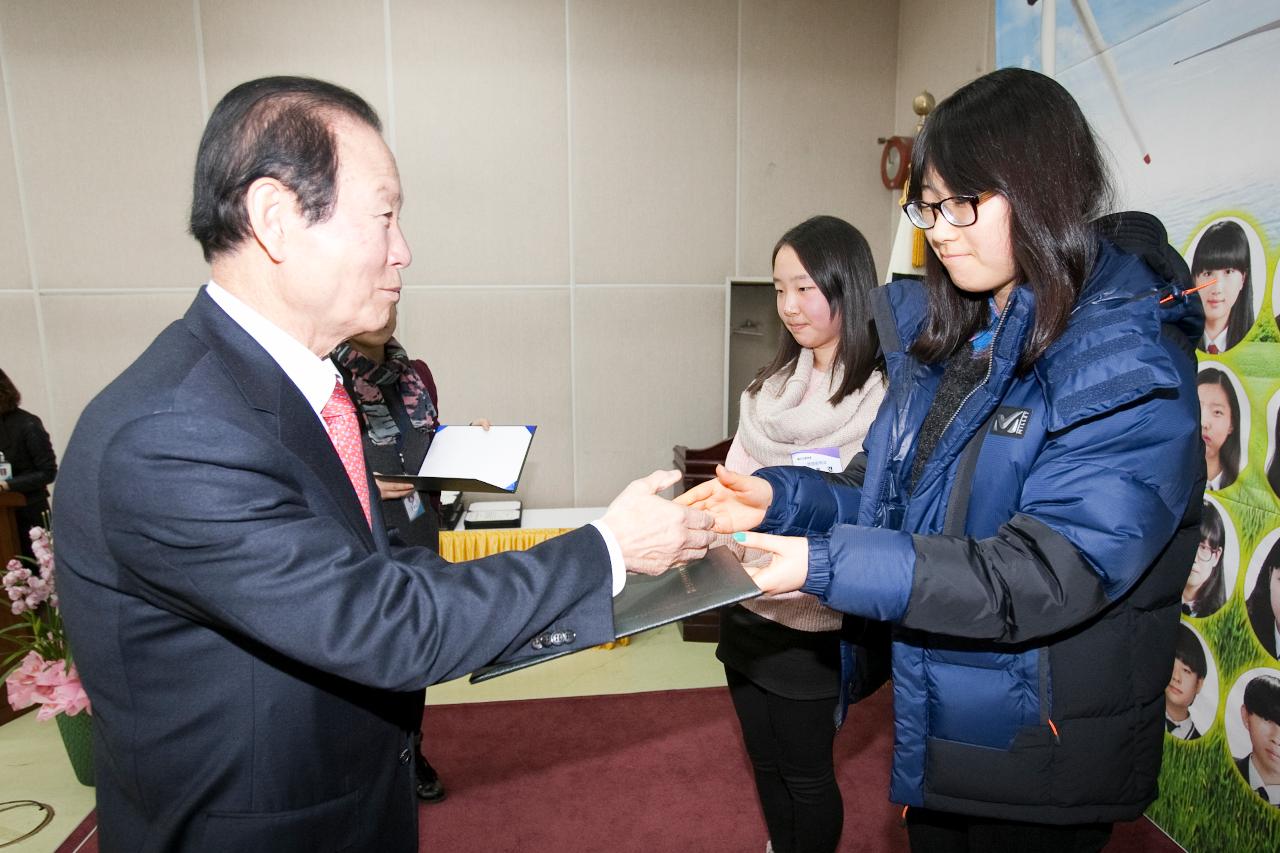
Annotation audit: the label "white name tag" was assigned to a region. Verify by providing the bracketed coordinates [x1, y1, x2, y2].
[790, 446, 841, 472]
[402, 489, 425, 521]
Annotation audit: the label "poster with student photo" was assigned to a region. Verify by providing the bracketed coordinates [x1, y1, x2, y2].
[1198, 362, 1251, 494]
[1183, 495, 1239, 620]
[996, 1, 1280, 848]
[1224, 669, 1280, 809]
[1243, 531, 1280, 662]
[1167, 622, 1219, 740]
[1183, 217, 1266, 355]
[1273, 256, 1280, 335]
[1266, 389, 1280, 500]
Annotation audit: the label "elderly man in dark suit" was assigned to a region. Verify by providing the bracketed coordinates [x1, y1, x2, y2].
[54, 76, 715, 853]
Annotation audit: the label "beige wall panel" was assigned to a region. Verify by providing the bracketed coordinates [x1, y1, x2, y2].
[573, 285, 725, 506]
[570, 0, 737, 284]
[0, 58, 28, 290]
[884, 0, 993, 263]
[200, 0, 389, 121]
[40, 290, 197, 453]
[0, 293, 48, 418]
[894, 0, 994, 134]
[739, 0, 898, 280]
[394, 286, 574, 507]
[197, 2, 394, 329]
[391, 0, 570, 287]
[0, 1, 206, 290]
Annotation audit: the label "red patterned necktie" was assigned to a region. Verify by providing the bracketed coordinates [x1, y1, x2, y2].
[321, 378, 372, 528]
[1206, 343, 1220, 354]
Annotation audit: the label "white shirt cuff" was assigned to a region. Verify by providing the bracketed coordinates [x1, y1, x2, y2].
[588, 519, 627, 597]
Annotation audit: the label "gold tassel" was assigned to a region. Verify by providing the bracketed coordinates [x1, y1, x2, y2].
[901, 169, 926, 269]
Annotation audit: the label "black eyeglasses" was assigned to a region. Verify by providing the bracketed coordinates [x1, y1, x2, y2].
[903, 191, 997, 229]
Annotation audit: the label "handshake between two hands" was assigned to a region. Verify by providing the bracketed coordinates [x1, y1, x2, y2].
[598, 464, 809, 596]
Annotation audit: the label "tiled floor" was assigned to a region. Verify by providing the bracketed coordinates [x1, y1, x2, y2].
[0, 624, 724, 851]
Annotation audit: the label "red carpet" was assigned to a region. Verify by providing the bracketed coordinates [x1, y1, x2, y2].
[55, 685, 1181, 852]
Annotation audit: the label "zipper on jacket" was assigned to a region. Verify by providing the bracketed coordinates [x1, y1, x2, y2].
[936, 300, 1010, 442]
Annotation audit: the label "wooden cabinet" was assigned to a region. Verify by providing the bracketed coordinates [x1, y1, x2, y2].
[672, 439, 733, 643]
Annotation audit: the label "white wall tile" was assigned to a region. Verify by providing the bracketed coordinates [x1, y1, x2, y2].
[0, 0, 207, 290]
[739, 0, 899, 280]
[391, 0, 571, 287]
[894, 0, 994, 136]
[570, 0, 738, 284]
[0, 292, 47, 417]
[199, 0, 390, 121]
[40, 290, 198, 452]
[0, 56, 28, 290]
[573, 285, 725, 505]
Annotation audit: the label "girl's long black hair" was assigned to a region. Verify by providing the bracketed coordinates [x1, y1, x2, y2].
[748, 215, 882, 404]
[906, 68, 1113, 374]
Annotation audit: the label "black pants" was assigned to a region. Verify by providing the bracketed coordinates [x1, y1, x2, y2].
[906, 808, 1113, 853]
[412, 730, 438, 782]
[726, 668, 842, 853]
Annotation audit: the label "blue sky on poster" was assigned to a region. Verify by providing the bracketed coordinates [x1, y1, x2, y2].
[994, 0, 1279, 250]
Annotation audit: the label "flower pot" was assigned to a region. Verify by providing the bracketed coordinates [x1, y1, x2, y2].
[54, 712, 95, 786]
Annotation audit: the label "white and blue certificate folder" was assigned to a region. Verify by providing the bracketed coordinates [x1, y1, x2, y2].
[376, 424, 535, 493]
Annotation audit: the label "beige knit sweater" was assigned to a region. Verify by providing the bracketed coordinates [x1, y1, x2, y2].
[725, 347, 886, 632]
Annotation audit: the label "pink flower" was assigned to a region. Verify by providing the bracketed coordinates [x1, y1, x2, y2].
[4, 653, 91, 719]
[5, 651, 47, 710]
[33, 661, 90, 720]
[11, 600, 26, 615]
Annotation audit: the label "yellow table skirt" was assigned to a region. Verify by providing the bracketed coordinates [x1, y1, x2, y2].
[438, 528, 573, 562]
[436, 526, 631, 649]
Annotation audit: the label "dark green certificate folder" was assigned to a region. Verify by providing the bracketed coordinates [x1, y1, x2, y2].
[469, 546, 760, 683]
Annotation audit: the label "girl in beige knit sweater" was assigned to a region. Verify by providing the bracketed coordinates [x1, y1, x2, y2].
[717, 215, 886, 853]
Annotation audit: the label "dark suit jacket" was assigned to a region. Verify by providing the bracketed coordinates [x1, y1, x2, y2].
[55, 290, 614, 852]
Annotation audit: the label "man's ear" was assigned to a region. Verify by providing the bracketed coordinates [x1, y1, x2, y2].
[1241, 703, 1250, 727]
[245, 177, 293, 263]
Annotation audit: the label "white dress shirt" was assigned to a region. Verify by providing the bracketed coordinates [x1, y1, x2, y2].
[1245, 755, 1280, 806]
[204, 282, 627, 595]
[1165, 712, 1196, 740]
[1202, 329, 1230, 354]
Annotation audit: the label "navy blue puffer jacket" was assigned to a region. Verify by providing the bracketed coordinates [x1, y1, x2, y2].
[755, 240, 1203, 824]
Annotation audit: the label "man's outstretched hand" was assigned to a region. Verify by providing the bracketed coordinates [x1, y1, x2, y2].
[601, 470, 717, 575]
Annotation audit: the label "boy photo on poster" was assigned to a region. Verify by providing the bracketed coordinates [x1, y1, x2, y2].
[1228, 672, 1280, 808]
[1166, 622, 1217, 740]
